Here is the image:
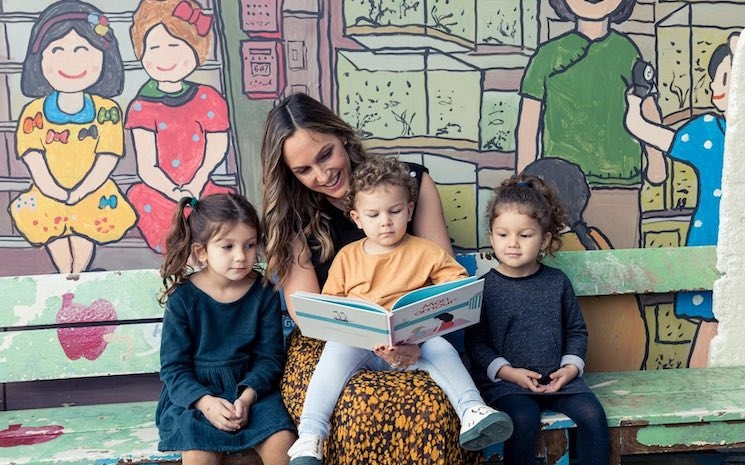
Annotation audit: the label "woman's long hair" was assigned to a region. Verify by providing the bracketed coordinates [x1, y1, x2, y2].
[261, 93, 367, 287]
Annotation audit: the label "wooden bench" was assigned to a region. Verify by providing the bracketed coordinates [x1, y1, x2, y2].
[0, 270, 262, 465]
[2, 245, 743, 465]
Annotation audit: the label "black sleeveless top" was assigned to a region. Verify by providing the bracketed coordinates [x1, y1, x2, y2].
[308, 162, 427, 287]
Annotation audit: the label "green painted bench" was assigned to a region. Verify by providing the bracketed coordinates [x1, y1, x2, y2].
[0, 270, 261, 465]
[2, 245, 742, 465]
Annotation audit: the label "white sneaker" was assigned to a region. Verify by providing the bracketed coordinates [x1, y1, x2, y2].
[459, 405, 514, 450]
[288, 434, 324, 465]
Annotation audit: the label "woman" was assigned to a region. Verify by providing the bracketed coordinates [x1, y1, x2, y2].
[261, 93, 479, 465]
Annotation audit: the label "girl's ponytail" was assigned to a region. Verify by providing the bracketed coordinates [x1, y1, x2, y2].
[159, 197, 197, 305]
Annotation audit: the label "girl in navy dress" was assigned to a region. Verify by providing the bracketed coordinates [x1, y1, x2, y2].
[465, 175, 609, 465]
[157, 193, 296, 465]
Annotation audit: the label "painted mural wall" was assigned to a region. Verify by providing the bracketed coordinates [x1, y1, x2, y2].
[0, 0, 741, 370]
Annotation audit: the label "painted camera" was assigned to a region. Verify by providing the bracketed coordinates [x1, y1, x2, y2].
[631, 59, 657, 98]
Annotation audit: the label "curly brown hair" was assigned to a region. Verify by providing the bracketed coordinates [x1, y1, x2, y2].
[345, 156, 418, 214]
[485, 174, 567, 257]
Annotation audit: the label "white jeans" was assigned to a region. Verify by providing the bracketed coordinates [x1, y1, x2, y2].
[297, 336, 486, 438]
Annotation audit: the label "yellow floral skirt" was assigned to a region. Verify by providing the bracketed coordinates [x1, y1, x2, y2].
[281, 329, 482, 465]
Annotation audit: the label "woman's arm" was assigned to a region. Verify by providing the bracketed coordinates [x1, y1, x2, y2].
[281, 236, 321, 324]
[131, 128, 182, 201]
[516, 96, 542, 173]
[411, 172, 453, 255]
[182, 132, 229, 197]
[22, 151, 68, 201]
[66, 154, 119, 205]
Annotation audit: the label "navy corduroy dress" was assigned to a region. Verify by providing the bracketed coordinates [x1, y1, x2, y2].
[157, 277, 295, 452]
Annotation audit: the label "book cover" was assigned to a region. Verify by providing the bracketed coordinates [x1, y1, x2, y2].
[291, 276, 484, 349]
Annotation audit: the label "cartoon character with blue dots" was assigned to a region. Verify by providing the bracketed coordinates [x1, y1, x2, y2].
[11, 0, 137, 273]
[625, 31, 741, 367]
[125, 0, 234, 254]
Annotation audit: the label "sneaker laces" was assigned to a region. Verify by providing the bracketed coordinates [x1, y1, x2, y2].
[288, 435, 323, 460]
[463, 405, 496, 428]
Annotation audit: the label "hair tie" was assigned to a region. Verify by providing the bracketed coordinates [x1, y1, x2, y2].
[516, 181, 529, 187]
[189, 197, 198, 209]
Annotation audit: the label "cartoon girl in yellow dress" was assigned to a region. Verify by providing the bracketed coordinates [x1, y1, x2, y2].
[10, 0, 137, 273]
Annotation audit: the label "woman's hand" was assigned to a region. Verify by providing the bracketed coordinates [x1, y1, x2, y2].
[498, 365, 546, 393]
[374, 344, 421, 369]
[543, 365, 579, 394]
[195, 394, 241, 432]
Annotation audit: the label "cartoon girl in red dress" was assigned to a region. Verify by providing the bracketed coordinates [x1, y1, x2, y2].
[125, 0, 233, 254]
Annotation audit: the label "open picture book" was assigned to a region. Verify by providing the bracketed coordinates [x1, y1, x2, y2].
[291, 276, 484, 349]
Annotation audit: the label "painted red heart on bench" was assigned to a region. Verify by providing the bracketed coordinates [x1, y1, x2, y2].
[0, 424, 64, 447]
[56, 293, 118, 361]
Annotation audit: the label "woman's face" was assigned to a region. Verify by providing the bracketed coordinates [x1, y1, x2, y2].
[710, 54, 732, 113]
[141, 24, 197, 83]
[42, 30, 103, 93]
[282, 128, 353, 201]
[565, 0, 625, 20]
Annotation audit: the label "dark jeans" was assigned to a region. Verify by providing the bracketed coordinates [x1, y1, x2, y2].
[492, 392, 609, 465]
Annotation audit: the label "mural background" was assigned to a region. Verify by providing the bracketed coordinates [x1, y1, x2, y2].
[0, 0, 741, 370]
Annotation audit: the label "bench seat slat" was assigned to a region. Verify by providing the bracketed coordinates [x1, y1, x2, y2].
[484, 367, 745, 463]
[0, 323, 161, 382]
[586, 366, 745, 396]
[601, 390, 745, 426]
[495, 367, 745, 434]
[626, 422, 745, 450]
[588, 367, 745, 427]
[0, 401, 178, 465]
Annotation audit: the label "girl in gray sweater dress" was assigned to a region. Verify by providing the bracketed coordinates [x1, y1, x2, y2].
[465, 175, 609, 465]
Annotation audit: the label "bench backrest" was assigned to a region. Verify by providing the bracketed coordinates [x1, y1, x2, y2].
[0, 246, 718, 384]
[0, 270, 163, 383]
[461, 245, 717, 297]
